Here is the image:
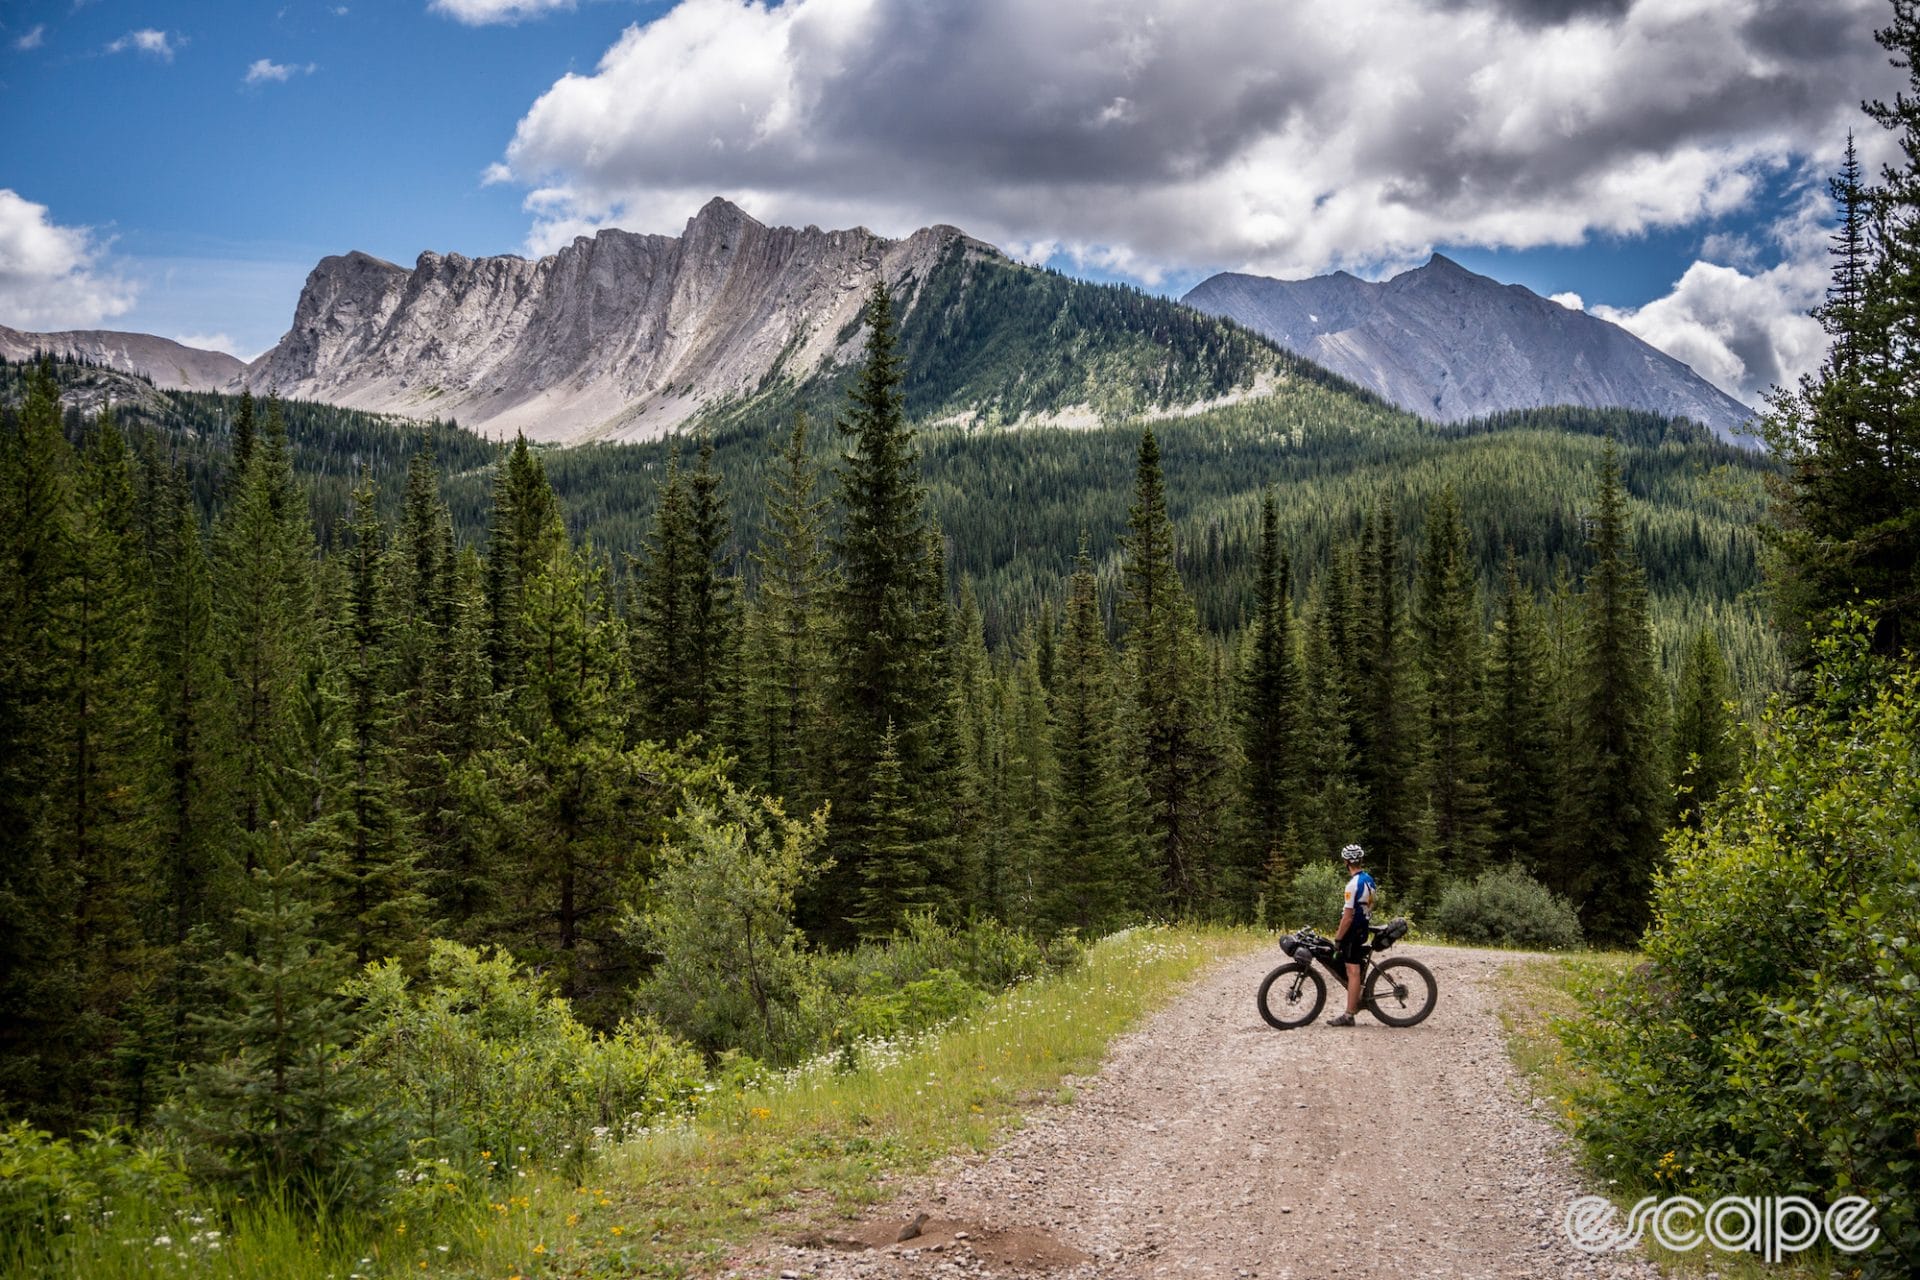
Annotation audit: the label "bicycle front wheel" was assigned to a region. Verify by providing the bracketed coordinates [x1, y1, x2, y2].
[1363, 956, 1437, 1027]
[1257, 960, 1326, 1030]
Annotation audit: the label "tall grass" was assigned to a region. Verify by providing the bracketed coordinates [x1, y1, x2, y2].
[3, 925, 1257, 1280]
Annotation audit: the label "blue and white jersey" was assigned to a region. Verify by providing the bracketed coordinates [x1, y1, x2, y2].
[1343, 870, 1376, 925]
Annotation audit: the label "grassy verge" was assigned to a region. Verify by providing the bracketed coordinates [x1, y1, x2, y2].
[1498, 954, 1839, 1280]
[9, 925, 1259, 1280]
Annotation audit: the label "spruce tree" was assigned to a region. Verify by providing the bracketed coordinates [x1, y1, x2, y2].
[1353, 496, 1426, 893]
[483, 434, 561, 695]
[1572, 442, 1668, 941]
[0, 358, 73, 1114]
[1120, 429, 1223, 915]
[170, 822, 377, 1209]
[214, 396, 317, 874]
[1235, 490, 1303, 912]
[1485, 554, 1556, 870]
[1413, 488, 1494, 885]
[1670, 626, 1738, 828]
[308, 477, 426, 968]
[1292, 584, 1364, 888]
[631, 446, 695, 744]
[685, 435, 741, 745]
[40, 410, 162, 1125]
[748, 414, 834, 808]
[1041, 542, 1144, 935]
[826, 283, 942, 938]
[854, 721, 932, 938]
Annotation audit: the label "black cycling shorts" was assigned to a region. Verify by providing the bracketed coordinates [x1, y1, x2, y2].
[1336, 922, 1370, 966]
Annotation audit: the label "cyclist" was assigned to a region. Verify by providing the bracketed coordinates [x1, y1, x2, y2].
[1326, 843, 1375, 1027]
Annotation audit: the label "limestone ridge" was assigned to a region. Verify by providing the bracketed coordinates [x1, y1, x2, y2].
[1182, 255, 1757, 442]
[247, 197, 994, 442]
[0, 323, 248, 394]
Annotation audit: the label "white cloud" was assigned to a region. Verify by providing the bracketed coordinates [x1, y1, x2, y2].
[1592, 187, 1831, 405]
[106, 28, 180, 61]
[13, 24, 45, 51]
[429, 0, 575, 26]
[480, 161, 514, 186]
[1550, 291, 1584, 310]
[172, 331, 239, 356]
[493, 0, 1896, 284]
[0, 189, 138, 330]
[244, 58, 316, 85]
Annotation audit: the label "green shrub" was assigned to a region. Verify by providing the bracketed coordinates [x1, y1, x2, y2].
[0, 1124, 188, 1258]
[347, 940, 705, 1176]
[634, 789, 829, 1065]
[1432, 865, 1584, 950]
[1564, 617, 1919, 1278]
[1269, 862, 1347, 931]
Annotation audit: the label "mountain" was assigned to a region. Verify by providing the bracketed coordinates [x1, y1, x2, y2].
[1181, 255, 1757, 441]
[0, 323, 247, 393]
[247, 198, 1285, 443]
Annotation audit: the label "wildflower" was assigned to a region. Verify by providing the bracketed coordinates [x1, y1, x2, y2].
[611, 1226, 624, 1236]
[533, 1243, 547, 1255]
[566, 1212, 580, 1227]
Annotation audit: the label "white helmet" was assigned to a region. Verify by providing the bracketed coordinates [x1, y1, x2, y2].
[1339, 843, 1366, 865]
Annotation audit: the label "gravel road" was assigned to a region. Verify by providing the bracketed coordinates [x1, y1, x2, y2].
[731, 943, 1662, 1280]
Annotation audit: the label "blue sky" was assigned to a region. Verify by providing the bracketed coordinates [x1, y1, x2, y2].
[0, 0, 1899, 403]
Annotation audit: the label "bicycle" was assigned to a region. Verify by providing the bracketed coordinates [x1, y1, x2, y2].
[1255, 918, 1437, 1029]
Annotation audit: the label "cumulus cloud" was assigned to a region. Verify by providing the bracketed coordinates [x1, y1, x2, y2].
[244, 58, 316, 85]
[14, 24, 45, 51]
[1593, 188, 1832, 405]
[430, 0, 575, 25]
[106, 29, 180, 60]
[1549, 291, 1584, 310]
[0, 190, 138, 330]
[493, 0, 1897, 276]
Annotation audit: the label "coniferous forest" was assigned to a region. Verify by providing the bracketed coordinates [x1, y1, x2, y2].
[4, 89, 1917, 1266]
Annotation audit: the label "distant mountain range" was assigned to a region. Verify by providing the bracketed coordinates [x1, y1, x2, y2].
[1182, 255, 1755, 441]
[0, 323, 246, 394]
[3, 203, 1755, 445]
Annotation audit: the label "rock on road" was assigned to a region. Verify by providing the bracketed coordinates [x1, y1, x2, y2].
[733, 944, 1662, 1280]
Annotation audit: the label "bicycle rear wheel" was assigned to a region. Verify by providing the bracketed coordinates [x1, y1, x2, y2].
[1256, 961, 1326, 1030]
[1363, 956, 1436, 1027]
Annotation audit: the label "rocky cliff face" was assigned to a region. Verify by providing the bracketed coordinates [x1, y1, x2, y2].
[248, 198, 990, 442]
[1183, 256, 1757, 441]
[0, 323, 247, 393]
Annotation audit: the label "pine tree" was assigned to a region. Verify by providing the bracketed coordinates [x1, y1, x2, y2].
[1353, 496, 1426, 894]
[1485, 554, 1555, 871]
[1041, 542, 1144, 934]
[854, 721, 932, 938]
[483, 434, 561, 695]
[170, 822, 378, 1209]
[631, 446, 695, 744]
[1571, 442, 1668, 941]
[826, 283, 942, 938]
[1234, 490, 1303, 912]
[1670, 626, 1738, 828]
[685, 435, 741, 744]
[1120, 429, 1224, 915]
[214, 396, 317, 872]
[39, 410, 162, 1125]
[229, 388, 256, 491]
[748, 414, 834, 808]
[308, 477, 426, 968]
[1291, 583, 1364, 887]
[1000, 626, 1055, 928]
[0, 358, 74, 1114]
[1413, 488, 1494, 885]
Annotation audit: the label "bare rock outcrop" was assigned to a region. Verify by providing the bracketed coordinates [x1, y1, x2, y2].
[248, 198, 991, 442]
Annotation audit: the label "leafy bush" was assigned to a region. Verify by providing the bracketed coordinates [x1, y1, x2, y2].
[0, 1124, 188, 1258]
[633, 789, 830, 1065]
[815, 914, 1066, 1047]
[1432, 865, 1584, 950]
[348, 941, 705, 1177]
[1564, 617, 1920, 1278]
[1269, 862, 1348, 931]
